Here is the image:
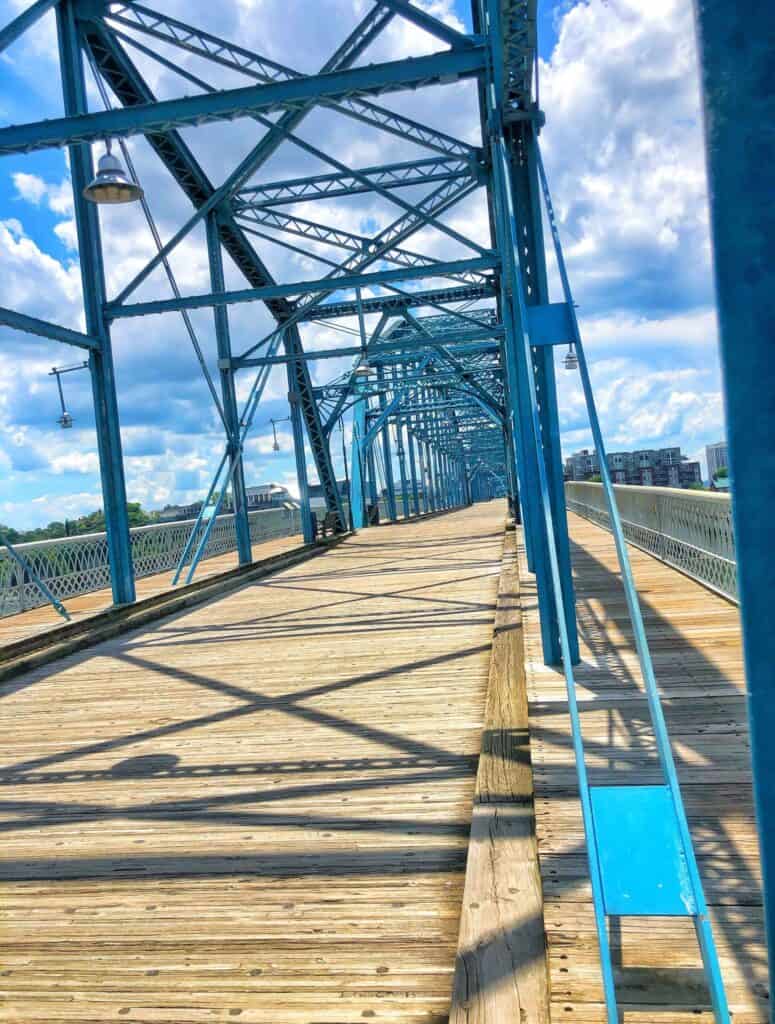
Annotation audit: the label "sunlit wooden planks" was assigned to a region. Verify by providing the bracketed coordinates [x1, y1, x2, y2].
[450, 527, 550, 1023]
[518, 513, 767, 1022]
[0, 503, 506, 1023]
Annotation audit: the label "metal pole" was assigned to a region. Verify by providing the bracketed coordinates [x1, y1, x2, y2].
[56, 0, 135, 606]
[350, 391, 367, 529]
[376, 366, 397, 520]
[286, 372, 315, 543]
[206, 211, 252, 565]
[693, 0, 775, 991]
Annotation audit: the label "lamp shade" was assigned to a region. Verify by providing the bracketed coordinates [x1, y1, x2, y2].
[83, 150, 143, 205]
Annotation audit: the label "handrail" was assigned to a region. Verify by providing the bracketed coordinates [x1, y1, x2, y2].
[0, 506, 302, 619]
[566, 481, 737, 601]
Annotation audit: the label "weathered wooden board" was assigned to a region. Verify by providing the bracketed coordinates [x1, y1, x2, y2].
[518, 513, 768, 1023]
[0, 504, 506, 1023]
[450, 529, 550, 1023]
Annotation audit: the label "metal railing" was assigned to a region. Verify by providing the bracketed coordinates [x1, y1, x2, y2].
[566, 481, 737, 601]
[0, 506, 303, 618]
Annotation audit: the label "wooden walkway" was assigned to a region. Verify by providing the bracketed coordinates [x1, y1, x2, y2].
[520, 513, 767, 1023]
[0, 504, 766, 1022]
[0, 504, 505, 1023]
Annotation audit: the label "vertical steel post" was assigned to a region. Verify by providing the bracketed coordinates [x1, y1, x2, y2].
[376, 366, 397, 520]
[350, 391, 367, 530]
[286, 353, 315, 544]
[395, 424, 409, 519]
[693, 0, 775, 989]
[407, 424, 420, 515]
[513, 127, 578, 658]
[425, 442, 436, 511]
[206, 211, 252, 564]
[56, 1, 135, 606]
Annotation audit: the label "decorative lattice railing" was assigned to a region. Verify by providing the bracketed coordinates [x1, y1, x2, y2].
[565, 481, 737, 602]
[0, 507, 302, 618]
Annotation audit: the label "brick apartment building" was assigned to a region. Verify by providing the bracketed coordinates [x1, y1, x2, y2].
[564, 446, 702, 488]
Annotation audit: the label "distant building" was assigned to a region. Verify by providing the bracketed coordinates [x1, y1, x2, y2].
[565, 449, 599, 482]
[245, 483, 293, 509]
[157, 501, 203, 522]
[565, 446, 702, 489]
[706, 441, 728, 479]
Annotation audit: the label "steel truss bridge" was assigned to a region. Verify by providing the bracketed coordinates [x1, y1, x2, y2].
[0, 1, 771, 1021]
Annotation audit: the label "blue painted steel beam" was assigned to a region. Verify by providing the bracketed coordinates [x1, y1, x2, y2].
[0, 0, 58, 53]
[0, 46, 486, 154]
[349, 392, 367, 530]
[56, 0, 135, 607]
[107, 256, 499, 321]
[693, 0, 775, 994]
[83, 11, 372, 534]
[236, 206, 481, 280]
[374, 0, 475, 49]
[376, 367, 397, 520]
[286, 351, 316, 544]
[206, 211, 252, 566]
[235, 156, 473, 207]
[300, 283, 495, 320]
[0, 306, 99, 350]
[105, 1, 476, 158]
[514, 124, 578, 663]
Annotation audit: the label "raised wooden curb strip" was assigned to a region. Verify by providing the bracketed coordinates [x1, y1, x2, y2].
[450, 526, 551, 1022]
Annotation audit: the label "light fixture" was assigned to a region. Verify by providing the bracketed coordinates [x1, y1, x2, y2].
[83, 139, 144, 205]
[50, 361, 87, 429]
[563, 344, 578, 370]
[270, 415, 290, 453]
[353, 362, 372, 379]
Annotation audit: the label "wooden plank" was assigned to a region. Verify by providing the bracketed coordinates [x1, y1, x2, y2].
[450, 529, 550, 1023]
[0, 503, 506, 1023]
[517, 513, 768, 1023]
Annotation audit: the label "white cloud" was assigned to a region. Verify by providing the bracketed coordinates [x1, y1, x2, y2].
[0, 0, 725, 530]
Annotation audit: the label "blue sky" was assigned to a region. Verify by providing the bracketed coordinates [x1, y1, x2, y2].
[0, 0, 725, 528]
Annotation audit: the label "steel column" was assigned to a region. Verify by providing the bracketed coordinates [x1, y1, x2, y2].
[693, 0, 775, 989]
[56, 0, 135, 606]
[286, 360, 315, 544]
[206, 211, 252, 565]
[376, 366, 397, 520]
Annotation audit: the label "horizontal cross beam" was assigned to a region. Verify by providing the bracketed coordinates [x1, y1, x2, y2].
[234, 156, 475, 207]
[0, 306, 100, 350]
[301, 282, 496, 320]
[0, 46, 486, 154]
[105, 255, 499, 319]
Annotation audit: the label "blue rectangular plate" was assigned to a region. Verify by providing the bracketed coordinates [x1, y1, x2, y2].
[590, 785, 696, 917]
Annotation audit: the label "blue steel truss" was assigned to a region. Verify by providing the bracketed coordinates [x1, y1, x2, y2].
[0, 0, 761, 1013]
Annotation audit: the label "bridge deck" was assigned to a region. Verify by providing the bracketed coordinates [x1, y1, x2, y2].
[522, 513, 766, 1022]
[0, 503, 505, 1023]
[0, 505, 765, 1022]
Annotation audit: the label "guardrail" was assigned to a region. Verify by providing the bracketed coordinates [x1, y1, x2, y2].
[565, 481, 737, 601]
[0, 506, 302, 618]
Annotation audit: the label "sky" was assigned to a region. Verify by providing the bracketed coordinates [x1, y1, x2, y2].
[0, 0, 725, 529]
